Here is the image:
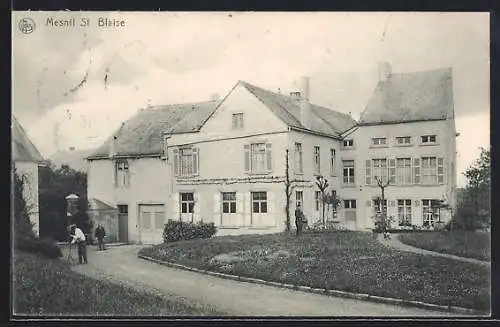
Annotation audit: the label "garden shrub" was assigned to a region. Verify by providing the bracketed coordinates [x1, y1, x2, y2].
[15, 234, 62, 259]
[163, 220, 217, 243]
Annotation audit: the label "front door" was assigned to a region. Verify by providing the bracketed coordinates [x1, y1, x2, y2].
[139, 204, 166, 244]
[117, 205, 129, 243]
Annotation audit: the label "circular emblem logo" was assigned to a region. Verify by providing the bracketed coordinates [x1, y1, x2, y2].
[18, 18, 36, 34]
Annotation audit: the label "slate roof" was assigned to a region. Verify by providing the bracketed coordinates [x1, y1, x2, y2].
[12, 116, 44, 163]
[88, 81, 357, 159]
[240, 81, 356, 136]
[359, 67, 454, 125]
[88, 101, 219, 158]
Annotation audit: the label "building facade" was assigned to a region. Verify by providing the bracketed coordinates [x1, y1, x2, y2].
[87, 64, 457, 244]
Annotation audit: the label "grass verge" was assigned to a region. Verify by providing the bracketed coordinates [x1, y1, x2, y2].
[139, 232, 490, 312]
[13, 250, 220, 316]
[399, 231, 490, 261]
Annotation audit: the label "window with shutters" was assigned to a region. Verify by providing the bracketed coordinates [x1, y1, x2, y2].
[314, 146, 321, 175]
[422, 199, 440, 227]
[397, 199, 412, 226]
[396, 158, 412, 185]
[372, 159, 388, 184]
[295, 191, 303, 208]
[114, 160, 130, 188]
[180, 192, 194, 214]
[222, 192, 237, 214]
[232, 113, 244, 129]
[330, 149, 336, 176]
[245, 143, 272, 174]
[173, 147, 199, 177]
[421, 157, 438, 184]
[294, 142, 303, 173]
[342, 160, 355, 185]
[251, 192, 267, 213]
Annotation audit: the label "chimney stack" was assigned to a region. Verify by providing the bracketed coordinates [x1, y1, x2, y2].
[299, 76, 311, 129]
[109, 135, 117, 158]
[378, 62, 392, 82]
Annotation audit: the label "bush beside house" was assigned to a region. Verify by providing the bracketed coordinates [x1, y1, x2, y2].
[163, 220, 217, 243]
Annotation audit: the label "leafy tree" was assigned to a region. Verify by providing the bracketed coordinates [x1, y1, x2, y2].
[451, 147, 490, 230]
[38, 162, 90, 241]
[13, 167, 36, 240]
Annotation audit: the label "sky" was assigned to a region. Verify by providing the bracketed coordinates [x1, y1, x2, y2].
[12, 12, 490, 187]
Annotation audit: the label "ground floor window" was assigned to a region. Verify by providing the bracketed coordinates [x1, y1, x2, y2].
[373, 199, 387, 214]
[422, 199, 440, 227]
[315, 191, 321, 211]
[397, 199, 412, 226]
[252, 191, 267, 213]
[344, 200, 357, 223]
[222, 192, 236, 213]
[180, 192, 194, 213]
[295, 191, 303, 208]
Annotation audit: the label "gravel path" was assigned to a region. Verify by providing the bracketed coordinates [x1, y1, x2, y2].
[64, 245, 464, 317]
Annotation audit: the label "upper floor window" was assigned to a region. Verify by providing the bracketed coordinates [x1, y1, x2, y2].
[222, 192, 237, 214]
[232, 113, 244, 129]
[313, 146, 321, 175]
[342, 139, 354, 148]
[342, 160, 355, 185]
[330, 149, 336, 176]
[173, 147, 199, 177]
[294, 142, 303, 173]
[396, 158, 412, 185]
[114, 160, 130, 188]
[395, 136, 412, 145]
[245, 143, 272, 174]
[371, 137, 387, 146]
[421, 135, 437, 144]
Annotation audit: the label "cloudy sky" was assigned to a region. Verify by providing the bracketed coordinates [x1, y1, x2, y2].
[12, 12, 489, 186]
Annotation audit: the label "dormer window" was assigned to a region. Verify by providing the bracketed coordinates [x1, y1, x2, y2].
[232, 113, 244, 129]
[396, 136, 412, 145]
[371, 137, 387, 146]
[343, 139, 354, 148]
[421, 135, 437, 144]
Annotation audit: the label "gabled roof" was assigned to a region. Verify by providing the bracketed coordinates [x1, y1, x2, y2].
[87, 101, 219, 159]
[12, 116, 44, 163]
[240, 81, 356, 136]
[88, 80, 356, 160]
[359, 67, 454, 125]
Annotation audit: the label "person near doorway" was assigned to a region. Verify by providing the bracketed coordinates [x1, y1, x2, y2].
[295, 204, 307, 236]
[69, 224, 88, 264]
[95, 224, 106, 251]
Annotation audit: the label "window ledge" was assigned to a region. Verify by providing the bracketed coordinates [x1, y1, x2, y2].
[369, 145, 390, 149]
[394, 144, 414, 147]
[341, 184, 357, 188]
[219, 226, 241, 229]
[341, 147, 355, 150]
[419, 143, 439, 147]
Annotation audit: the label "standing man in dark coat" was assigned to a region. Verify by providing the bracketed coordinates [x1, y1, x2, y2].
[95, 224, 106, 251]
[295, 204, 307, 236]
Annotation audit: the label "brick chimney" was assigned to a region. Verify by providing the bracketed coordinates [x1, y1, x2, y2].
[299, 76, 311, 129]
[378, 62, 392, 82]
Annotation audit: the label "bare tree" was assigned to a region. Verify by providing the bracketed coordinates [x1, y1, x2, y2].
[374, 175, 391, 235]
[284, 149, 295, 232]
[315, 175, 329, 227]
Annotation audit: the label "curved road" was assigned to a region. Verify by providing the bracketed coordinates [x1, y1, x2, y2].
[68, 245, 464, 317]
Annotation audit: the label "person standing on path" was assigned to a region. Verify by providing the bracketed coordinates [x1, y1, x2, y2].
[295, 204, 307, 236]
[95, 224, 106, 251]
[70, 224, 88, 264]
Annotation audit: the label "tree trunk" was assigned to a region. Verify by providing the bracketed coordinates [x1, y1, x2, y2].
[285, 149, 291, 232]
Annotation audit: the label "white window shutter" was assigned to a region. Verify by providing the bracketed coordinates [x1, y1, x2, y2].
[365, 160, 371, 185]
[266, 143, 273, 173]
[213, 193, 221, 225]
[267, 191, 274, 214]
[437, 157, 444, 184]
[192, 148, 199, 176]
[236, 192, 243, 214]
[173, 149, 179, 176]
[389, 158, 396, 184]
[172, 193, 180, 220]
[413, 158, 421, 184]
[194, 193, 200, 222]
[244, 144, 250, 173]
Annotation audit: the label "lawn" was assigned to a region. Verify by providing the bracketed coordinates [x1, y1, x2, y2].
[399, 231, 490, 261]
[12, 250, 220, 316]
[139, 232, 490, 312]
